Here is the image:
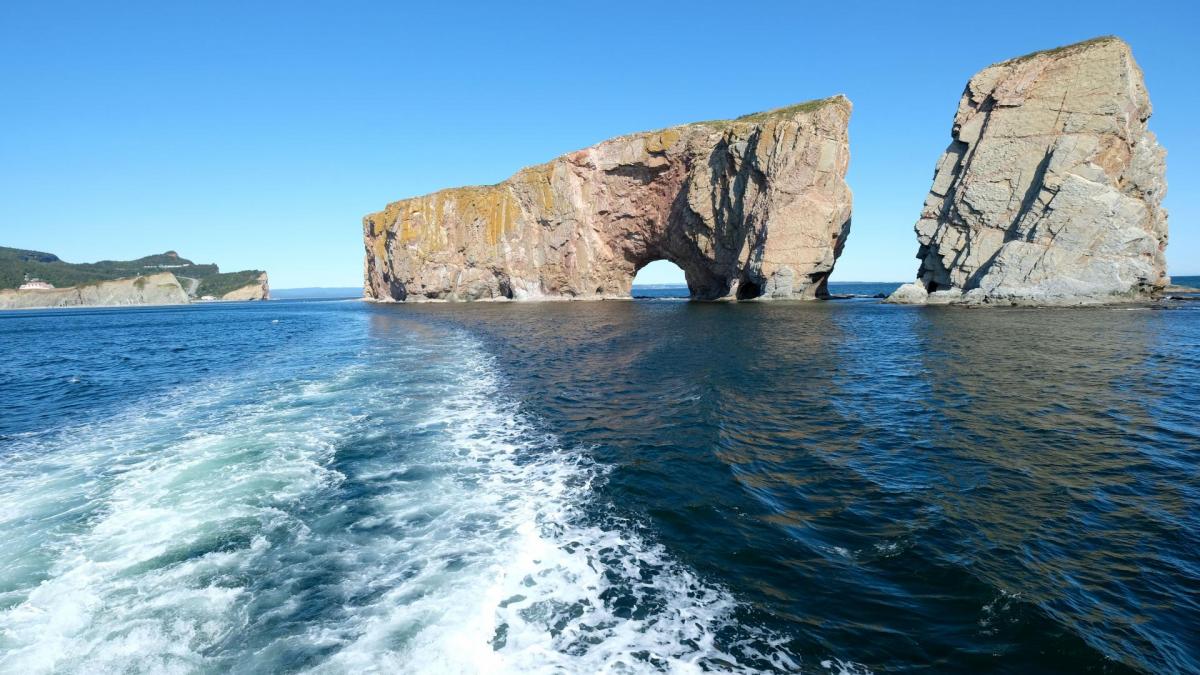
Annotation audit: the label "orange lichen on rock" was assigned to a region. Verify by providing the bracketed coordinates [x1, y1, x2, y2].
[363, 96, 852, 302]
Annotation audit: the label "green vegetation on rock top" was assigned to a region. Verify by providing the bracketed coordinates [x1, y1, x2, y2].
[998, 35, 1122, 66]
[372, 95, 850, 206]
[688, 95, 848, 129]
[0, 246, 263, 296]
[195, 271, 264, 297]
[732, 95, 848, 122]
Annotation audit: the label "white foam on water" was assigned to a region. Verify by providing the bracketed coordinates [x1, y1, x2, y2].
[312, 341, 812, 674]
[0, 327, 863, 673]
[0, 361, 363, 673]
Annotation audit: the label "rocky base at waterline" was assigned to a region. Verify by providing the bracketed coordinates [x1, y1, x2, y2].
[364, 96, 852, 302]
[889, 36, 1168, 307]
[213, 272, 270, 301]
[0, 247, 269, 309]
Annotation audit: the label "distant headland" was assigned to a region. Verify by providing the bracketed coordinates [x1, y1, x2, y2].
[0, 247, 268, 309]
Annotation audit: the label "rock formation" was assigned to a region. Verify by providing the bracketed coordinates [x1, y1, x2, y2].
[220, 272, 270, 301]
[364, 96, 853, 301]
[0, 247, 270, 309]
[0, 272, 188, 310]
[889, 36, 1168, 306]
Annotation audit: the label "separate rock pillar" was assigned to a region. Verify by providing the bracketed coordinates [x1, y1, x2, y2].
[889, 37, 1168, 306]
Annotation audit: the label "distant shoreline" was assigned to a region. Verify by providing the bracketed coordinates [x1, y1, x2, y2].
[271, 287, 364, 300]
[0, 299, 274, 313]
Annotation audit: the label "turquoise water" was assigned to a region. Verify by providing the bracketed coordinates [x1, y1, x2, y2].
[1, 294, 1197, 673]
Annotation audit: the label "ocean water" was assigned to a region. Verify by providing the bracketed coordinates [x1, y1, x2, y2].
[1, 292, 1198, 674]
[631, 282, 902, 300]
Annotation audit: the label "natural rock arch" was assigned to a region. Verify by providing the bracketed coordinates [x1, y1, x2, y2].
[364, 96, 853, 302]
[631, 259, 685, 289]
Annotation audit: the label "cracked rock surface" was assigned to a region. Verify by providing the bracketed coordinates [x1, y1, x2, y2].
[889, 37, 1168, 306]
[364, 97, 852, 302]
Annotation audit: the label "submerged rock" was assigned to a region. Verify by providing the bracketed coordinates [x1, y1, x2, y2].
[364, 97, 853, 301]
[889, 37, 1168, 306]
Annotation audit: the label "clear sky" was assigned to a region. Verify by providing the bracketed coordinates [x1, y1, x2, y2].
[1, 1, 1195, 288]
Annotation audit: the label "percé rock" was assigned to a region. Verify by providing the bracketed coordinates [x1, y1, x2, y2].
[364, 96, 852, 301]
[889, 36, 1168, 306]
[221, 272, 270, 301]
[0, 272, 188, 310]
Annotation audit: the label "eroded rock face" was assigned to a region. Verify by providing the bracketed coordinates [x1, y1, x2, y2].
[364, 97, 852, 301]
[0, 272, 188, 310]
[889, 37, 1168, 306]
[221, 272, 270, 301]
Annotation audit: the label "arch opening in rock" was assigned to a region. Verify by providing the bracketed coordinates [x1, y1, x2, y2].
[631, 259, 689, 298]
[364, 96, 853, 303]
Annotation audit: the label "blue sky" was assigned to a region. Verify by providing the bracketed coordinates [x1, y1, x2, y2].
[1, 1, 1195, 287]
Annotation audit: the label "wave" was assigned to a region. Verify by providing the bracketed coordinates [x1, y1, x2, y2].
[0, 328, 851, 673]
[0, 354, 357, 673]
[314, 345, 801, 673]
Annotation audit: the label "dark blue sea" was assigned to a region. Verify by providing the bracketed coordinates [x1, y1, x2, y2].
[1, 282, 1198, 673]
[633, 282, 902, 300]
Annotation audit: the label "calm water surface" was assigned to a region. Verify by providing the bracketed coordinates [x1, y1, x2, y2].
[1, 289, 1197, 674]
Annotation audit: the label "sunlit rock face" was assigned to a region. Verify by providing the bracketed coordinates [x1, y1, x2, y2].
[0, 272, 188, 309]
[363, 96, 852, 302]
[889, 37, 1168, 306]
[221, 273, 270, 301]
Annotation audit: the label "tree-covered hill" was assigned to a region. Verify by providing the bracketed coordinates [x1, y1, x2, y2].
[0, 247, 263, 297]
[194, 271, 265, 298]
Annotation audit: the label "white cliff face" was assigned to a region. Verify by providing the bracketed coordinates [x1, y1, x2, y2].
[0, 272, 189, 310]
[364, 96, 853, 302]
[889, 37, 1168, 306]
[221, 273, 270, 301]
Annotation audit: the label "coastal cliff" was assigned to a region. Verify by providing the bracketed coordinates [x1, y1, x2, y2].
[219, 272, 270, 301]
[0, 247, 269, 309]
[889, 37, 1168, 306]
[364, 96, 853, 301]
[0, 272, 188, 309]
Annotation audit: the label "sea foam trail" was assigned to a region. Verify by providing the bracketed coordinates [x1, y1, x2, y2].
[0, 324, 837, 673]
[0, 358, 356, 673]
[314, 348, 798, 674]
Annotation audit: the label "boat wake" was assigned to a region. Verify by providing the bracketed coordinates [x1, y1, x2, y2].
[0, 327, 848, 673]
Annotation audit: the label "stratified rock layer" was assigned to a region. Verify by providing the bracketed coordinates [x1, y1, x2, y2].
[221, 272, 270, 301]
[364, 97, 852, 301]
[890, 37, 1168, 306]
[0, 272, 188, 309]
